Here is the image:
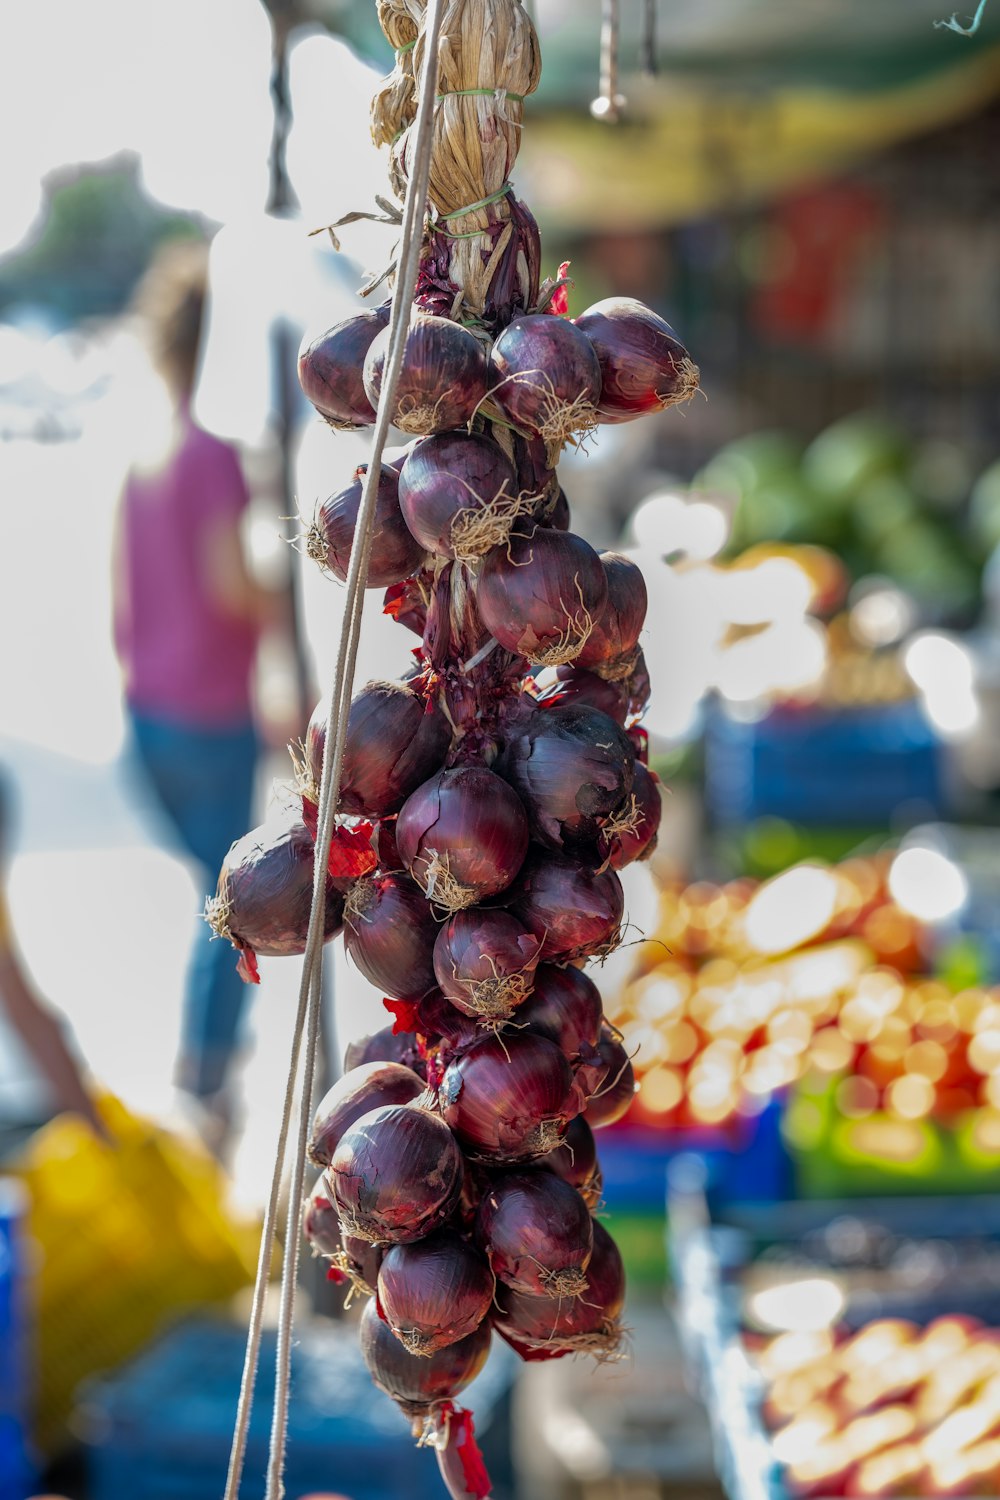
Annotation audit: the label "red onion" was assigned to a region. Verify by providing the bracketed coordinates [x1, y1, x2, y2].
[375, 817, 406, 872]
[302, 1179, 343, 1259]
[343, 872, 438, 1000]
[533, 664, 630, 725]
[377, 1228, 495, 1356]
[541, 1115, 603, 1210]
[598, 762, 662, 870]
[477, 527, 608, 667]
[338, 1228, 386, 1298]
[509, 853, 625, 963]
[205, 818, 346, 983]
[584, 1030, 637, 1128]
[307, 462, 425, 589]
[297, 307, 389, 428]
[343, 1026, 424, 1075]
[359, 1296, 491, 1421]
[515, 963, 604, 1062]
[363, 313, 488, 436]
[411, 991, 481, 1063]
[398, 432, 529, 562]
[498, 703, 635, 855]
[303, 680, 451, 817]
[328, 1103, 463, 1244]
[440, 1031, 580, 1161]
[433, 910, 542, 1022]
[308, 1061, 426, 1168]
[575, 553, 648, 676]
[396, 767, 529, 911]
[491, 1219, 625, 1360]
[543, 485, 571, 531]
[488, 314, 601, 447]
[475, 1169, 593, 1297]
[574, 297, 699, 423]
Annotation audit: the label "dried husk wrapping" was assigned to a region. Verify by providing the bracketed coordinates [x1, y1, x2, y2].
[371, 0, 424, 148]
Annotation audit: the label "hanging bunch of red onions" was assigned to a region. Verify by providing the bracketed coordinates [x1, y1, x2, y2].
[396, 766, 529, 911]
[398, 431, 532, 562]
[364, 312, 488, 435]
[574, 296, 700, 423]
[301, 679, 451, 818]
[297, 306, 390, 428]
[477, 526, 608, 666]
[433, 909, 542, 1022]
[307, 461, 426, 588]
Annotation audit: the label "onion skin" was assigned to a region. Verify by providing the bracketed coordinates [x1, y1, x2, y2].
[599, 762, 662, 871]
[491, 1219, 625, 1360]
[398, 431, 521, 561]
[575, 553, 648, 676]
[377, 1228, 495, 1356]
[359, 1296, 491, 1420]
[328, 1103, 464, 1245]
[477, 527, 608, 668]
[574, 296, 699, 424]
[309, 462, 426, 589]
[364, 313, 488, 436]
[440, 1031, 580, 1162]
[583, 1031, 637, 1128]
[533, 665, 630, 726]
[297, 307, 389, 428]
[498, 703, 636, 855]
[475, 1169, 593, 1297]
[541, 1115, 603, 1210]
[433, 909, 542, 1022]
[488, 314, 602, 445]
[509, 853, 625, 963]
[396, 767, 529, 911]
[206, 819, 345, 963]
[343, 872, 438, 1000]
[515, 963, 604, 1063]
[343, 1026, 425, 1075]
[308, 1061, 426, 1168]
[305, 680, 452, 818]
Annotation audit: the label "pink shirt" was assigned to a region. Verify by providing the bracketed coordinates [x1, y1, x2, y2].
[116, 410, 258, 727]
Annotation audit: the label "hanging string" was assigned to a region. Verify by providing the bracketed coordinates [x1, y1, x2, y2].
[436, 87, 524, 103]
[591, 0, 625, 123]
[222, 5, 450, 1498]
[641, 0, 658, 76]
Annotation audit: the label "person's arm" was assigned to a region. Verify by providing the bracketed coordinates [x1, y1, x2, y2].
[200, 513, 287, 631]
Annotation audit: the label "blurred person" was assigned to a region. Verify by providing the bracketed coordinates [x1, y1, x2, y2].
[0, 770, 103, 1136]
[113, 240, 284, 1153]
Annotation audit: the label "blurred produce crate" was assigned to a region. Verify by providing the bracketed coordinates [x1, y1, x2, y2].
[78, 1317, 516, 1500]
[704, 700, 943, 828]
[0, 1180, 33, 1500]
[10, 1097, 258, 1453]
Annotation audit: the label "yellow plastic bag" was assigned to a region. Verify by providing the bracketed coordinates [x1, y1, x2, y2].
[11, 1095, 259, 1452]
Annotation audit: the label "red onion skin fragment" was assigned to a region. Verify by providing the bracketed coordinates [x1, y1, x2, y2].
[304, 680, 452, 818]
[343, 872, 438, 1000]
[491, 1219, 625, 1357]
[488, 314, 602, 443]
[497, 702, 636, 855]
[308, 1061, 426, 1168]
[359, 1296, 491, 1418]
[377, 1228, 495, 1355]
[207, 818, 346, 961]
[476, 527, 608, 667]
[574, 296, 699, 424]
[396, 767, 530, 910]
[508, 853, 625, 964]
[397, 431, 519, 560]
[297, 306, 389, 427]
[328, 1103, 464, 1245]
[364, 313, 488, 436]
[575, 552, 648, 674]
[311, 462, 426, 589]
[440, 1031, 580, 1162]
[475, 1168, 593, 1296]
[432, 909, 542, 1020]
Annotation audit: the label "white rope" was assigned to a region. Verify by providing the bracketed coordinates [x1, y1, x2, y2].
[221, 3, 450, 1497]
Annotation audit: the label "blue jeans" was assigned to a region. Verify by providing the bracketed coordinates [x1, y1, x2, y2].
[128, 712, 258, 1100]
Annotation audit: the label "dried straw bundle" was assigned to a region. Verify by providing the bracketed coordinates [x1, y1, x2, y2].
[370, 0, 425, 148]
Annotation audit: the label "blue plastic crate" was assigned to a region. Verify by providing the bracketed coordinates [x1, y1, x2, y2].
[704, 699, 943, 827]
[0, 1179, 33, 1500]
[79, 1317, 516, 1500]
